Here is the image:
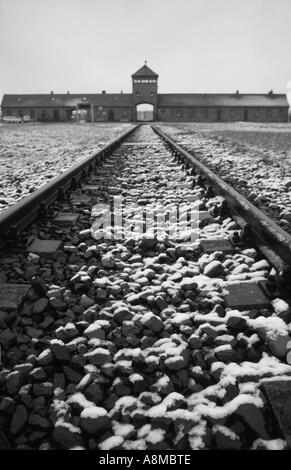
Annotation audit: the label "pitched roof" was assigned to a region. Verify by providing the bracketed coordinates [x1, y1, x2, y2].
[132, 64, 158, 78]
[2, 92, 289, 109]
[1, 93, 133, 108]
[158, 93, 289, 107]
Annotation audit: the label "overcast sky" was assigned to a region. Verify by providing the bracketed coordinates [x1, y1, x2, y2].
[0, 0, 291, 98]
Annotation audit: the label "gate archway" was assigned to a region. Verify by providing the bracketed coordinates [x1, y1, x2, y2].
[136, 103, 154, 121]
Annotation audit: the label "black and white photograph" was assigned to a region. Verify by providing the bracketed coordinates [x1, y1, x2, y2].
[0, 0, 291, 455]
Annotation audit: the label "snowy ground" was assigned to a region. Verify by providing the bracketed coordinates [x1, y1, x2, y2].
[0, 123, 132, 213]
[158, 122, 291, 233]
[0, 126, 290, 450]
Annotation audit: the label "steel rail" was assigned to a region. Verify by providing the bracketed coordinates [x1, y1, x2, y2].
[0, 124, 139, 249]
[152, 125, 291, 283]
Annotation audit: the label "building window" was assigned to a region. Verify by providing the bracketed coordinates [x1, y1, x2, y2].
[255, 109, 260, 118]
[136, 92, 140, 97]
[19, 109, 23, 118]
[150, 91, 154, 96]
[82, 97, 87, 101]
[203, 109, 209, 117]
[230, 108, 235, 117]
[53, 110, 60, 121]
[6, 109, 11, 116]
[134, 78, 156, 84]
[42, 110, 46, 120]
[52, 97, 56, 102]
[17, 98, 22, 102]
[114, 97, 118, 101]
[122, 110, 127, 118]
[267, 109, 272, 118]
[189, 108, 196, 118]
[30, 110, 35, 119]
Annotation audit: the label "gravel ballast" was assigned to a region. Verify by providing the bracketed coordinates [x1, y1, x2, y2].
[0, 124, 290, 451]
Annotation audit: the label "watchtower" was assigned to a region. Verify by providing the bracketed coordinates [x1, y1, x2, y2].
[132, 62, 158, 121]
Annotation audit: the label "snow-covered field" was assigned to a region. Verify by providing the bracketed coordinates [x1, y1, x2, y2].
[0, 123, 132, 213]
[165, 122, 291, 157]
[158, 122, 291, 232]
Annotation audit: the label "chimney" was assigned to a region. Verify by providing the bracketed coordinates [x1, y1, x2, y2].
[50, 90, 54, 95]
[67, 91, 70, 95]
[268, 89, 274, 98]
[121, 90, 123, 94]
[235, 90, 240, 98]
[102, 90, 106, 94]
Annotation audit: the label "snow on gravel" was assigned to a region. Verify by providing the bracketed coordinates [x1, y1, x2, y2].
[0, 123, 132, 213]
[1, 125, 291, 450]
[158, 122, 291, 233]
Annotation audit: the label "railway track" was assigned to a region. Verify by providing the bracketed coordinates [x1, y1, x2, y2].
[152, 126, 291, 289]
[156, 124, 291, 236]
[0, 125, 138, 249]
[0, 124, 291, 450]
